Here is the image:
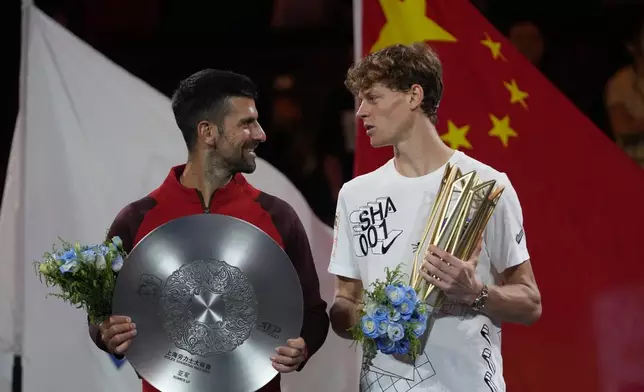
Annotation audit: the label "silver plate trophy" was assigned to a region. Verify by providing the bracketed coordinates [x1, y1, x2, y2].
[112, 214, 304, 392]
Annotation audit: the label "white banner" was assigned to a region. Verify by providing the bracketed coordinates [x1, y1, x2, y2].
[0, 5, 359, 392]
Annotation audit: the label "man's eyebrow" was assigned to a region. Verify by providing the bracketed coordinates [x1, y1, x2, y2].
[238, 116, 257, 125]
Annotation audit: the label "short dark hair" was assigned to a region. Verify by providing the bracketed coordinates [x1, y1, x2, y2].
[345, 42, 443, 124]
[171, 69, 259, 151]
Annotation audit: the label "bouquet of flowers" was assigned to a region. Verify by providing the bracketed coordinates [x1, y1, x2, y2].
[349, 265, 430, 365]
[33, 235, 127, 325]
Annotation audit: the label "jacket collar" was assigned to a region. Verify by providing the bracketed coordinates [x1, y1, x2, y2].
[160, 164, 250, 205]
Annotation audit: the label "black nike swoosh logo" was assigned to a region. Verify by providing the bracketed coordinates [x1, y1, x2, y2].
[381, 230, 403, 254]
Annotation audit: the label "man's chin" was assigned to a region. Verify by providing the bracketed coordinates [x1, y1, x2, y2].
[237, 160, 257, 174]
[241, 166, 256, 174]
[369, 137, 390, 148]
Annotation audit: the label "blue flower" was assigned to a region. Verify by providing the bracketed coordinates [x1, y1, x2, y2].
[98, 245, 110, 256]
[376, 319, 388, 336]
[373, 305, 388, 321]
[59, 259, 79, 274]
[57, 249, 76, 262]
[413, 312, 428, 324]
[361, 315, 380, 339]
[403, 286, 418, 304]
[396, 339, 411, 355]
[81, 249, 97, 263]
[111, 255, 124, 272]
[112, 236, 123, 249]
[385, 285, 405, 306]
[81, 244, 97, 252]
[376, 337, 397, 355]
[398, 297, 415, 321]
[387, 322, 405, 342]
[411, 321, 427, 338]
[388, 309, 401, 322]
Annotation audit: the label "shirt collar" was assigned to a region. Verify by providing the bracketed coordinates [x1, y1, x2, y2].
[161, 164, 250, 204]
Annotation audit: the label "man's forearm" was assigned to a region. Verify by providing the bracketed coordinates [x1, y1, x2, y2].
[481, 283, 541, 325]
[300, 303, 330, 361]
[329, 297, 360, 339]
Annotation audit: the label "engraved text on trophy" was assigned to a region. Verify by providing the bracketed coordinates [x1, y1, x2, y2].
[137, 274, 162, 298]
[160, 259, 259, 356]
[256, 321, 282, 339]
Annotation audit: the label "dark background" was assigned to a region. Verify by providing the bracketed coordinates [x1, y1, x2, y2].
[3, 0, 643, 225]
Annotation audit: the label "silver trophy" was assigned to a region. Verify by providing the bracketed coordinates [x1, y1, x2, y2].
[112, 214, 304, 392]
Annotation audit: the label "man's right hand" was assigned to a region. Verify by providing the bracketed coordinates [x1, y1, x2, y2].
[99, 315, 137, 356]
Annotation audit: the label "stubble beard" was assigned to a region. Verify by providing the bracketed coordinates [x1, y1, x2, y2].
[204, 150, 256, 187]
[204, 151, 233, 188]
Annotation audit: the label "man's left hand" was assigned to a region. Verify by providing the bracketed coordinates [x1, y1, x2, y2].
[271, 337, 307, 373]
[420, 241, 484, 305]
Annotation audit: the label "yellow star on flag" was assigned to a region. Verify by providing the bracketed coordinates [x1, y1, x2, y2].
[441, 120, 472, 150]
[488, 114, 517, 147]
[481, 33, 507, 61]
[504, 79, 529, 109]
[371, 0, 457, 53]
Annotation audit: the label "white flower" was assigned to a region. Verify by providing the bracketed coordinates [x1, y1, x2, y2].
[364, 301, 378, 317]
[95, 254, 106, 270]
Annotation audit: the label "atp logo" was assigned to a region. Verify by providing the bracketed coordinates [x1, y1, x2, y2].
[349, 197, 403, 257]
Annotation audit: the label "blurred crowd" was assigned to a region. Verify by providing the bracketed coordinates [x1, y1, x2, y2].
[13, 0, 644, 226]
[506, 15, 644, 169]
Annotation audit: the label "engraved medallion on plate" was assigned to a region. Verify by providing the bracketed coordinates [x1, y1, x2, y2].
[160, 259, 259, 356]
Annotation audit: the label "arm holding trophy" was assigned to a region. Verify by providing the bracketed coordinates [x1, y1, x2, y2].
[418, 169, 542, 326]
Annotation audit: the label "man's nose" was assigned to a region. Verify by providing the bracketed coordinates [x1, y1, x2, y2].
[254, 123, 267, 142]
[356, 101, 369, 119]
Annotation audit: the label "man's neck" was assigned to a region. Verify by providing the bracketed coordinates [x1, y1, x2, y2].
[392, 118, 455, 178]
[180, 154, 231, 201]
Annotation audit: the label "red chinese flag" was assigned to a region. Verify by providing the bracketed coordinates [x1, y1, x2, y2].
[354, 0, 644, 391]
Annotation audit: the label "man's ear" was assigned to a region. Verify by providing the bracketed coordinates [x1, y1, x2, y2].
[408, 84, 424, 111]
[197, 120, 217, 148]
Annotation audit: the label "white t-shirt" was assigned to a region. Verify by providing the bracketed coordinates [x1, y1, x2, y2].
[328, 150, 530, 392]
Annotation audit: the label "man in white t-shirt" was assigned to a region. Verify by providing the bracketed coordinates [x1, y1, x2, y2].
[327, 42, 542, 392]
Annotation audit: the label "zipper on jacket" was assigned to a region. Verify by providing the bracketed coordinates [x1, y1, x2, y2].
[196, 190, 215, 214]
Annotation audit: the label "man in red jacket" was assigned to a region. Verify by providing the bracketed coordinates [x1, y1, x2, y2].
[88, 69, 330, 391]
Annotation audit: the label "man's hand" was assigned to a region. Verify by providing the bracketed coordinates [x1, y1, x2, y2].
[271, 337, 307, 373]
[99, 315, 137, 356]
[419, 238, 484, 305]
